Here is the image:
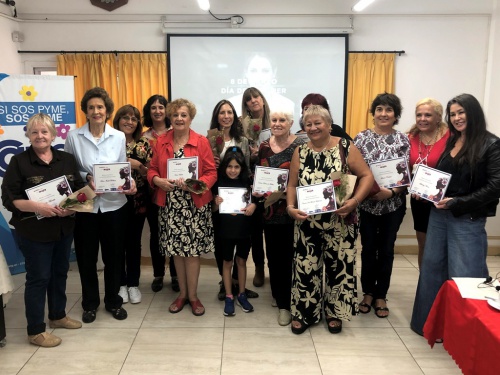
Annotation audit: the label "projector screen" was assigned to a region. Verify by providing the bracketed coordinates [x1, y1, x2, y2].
[167, 34, 348, 134]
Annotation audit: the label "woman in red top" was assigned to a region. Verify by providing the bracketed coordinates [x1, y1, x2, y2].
[147, 98, 217, 316]
[408, 98, 450, 268]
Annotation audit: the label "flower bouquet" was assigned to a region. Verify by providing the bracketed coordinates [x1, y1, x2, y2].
[59, 185, 96, 212]
[330, 171, 357, 207]
[185, 179, 208, 194]
[207, 129, 225, 158]
[263, 191, 285, 209]
[246, 118, 262, 143]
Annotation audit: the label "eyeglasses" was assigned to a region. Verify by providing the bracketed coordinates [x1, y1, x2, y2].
[122, 116, 138, 123]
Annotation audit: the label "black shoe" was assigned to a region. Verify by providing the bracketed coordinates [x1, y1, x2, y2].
[106, 307, 127, 320]
[171, 277, 180, 292]
[82, 309, 97, 324]
[151, 277, 164, 293]
[217, 281, 226, 301]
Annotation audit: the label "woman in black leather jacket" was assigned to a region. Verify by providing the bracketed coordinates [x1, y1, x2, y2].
[411, 93, 500, 336]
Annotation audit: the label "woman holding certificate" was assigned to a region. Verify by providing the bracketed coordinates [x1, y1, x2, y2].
[256, 109, 305, 326]
[240, 87, 271, 288]
[354, 93, 410, 318]
[411, 93, 500, 336]
[65, 87, 136, 324]
[286, 105, 374, 334]
[1, 113, 84, 347]
[407, 98, 449, 268]
[147, 98, 217, 316]
[142, 95, 179, 294]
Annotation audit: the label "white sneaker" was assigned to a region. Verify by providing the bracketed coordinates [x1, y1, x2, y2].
[119, 285, 129, 304]
[271, 298, 277, 307]
[128, 287, 142, 304]
[278, 309, 292, 326]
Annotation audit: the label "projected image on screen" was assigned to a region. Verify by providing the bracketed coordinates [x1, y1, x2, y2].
[168, 34, 347, 135]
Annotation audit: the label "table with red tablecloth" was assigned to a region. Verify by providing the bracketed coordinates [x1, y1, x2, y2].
[423, 280, 500, 375]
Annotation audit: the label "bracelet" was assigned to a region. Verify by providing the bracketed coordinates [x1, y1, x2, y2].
[352, 196, 360, 206]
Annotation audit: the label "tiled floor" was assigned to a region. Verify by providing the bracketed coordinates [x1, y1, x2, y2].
[2, 254, 499, 375]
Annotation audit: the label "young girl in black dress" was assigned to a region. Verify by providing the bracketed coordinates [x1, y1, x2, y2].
[212, 147, 256, 316]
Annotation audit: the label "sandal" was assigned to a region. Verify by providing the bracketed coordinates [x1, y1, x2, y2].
[373, 298, 390, 318]
[359, 294, 373, 314]
[168, 297, 187, 314]
[326, 316, 342, 334]
[291, 318, 310, 335]
[190, 299, 205, 316]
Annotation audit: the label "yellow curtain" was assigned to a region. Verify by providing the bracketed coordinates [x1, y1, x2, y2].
[57, 54, 119, 128]
[117, 53, 168, 119]
[346, 53, 395, 137]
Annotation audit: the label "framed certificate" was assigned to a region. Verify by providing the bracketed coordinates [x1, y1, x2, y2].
[93, 162, 131, 193]
[218, 187, 250, 214]
[25, 175, 72, 219]
[296, 181, 337, 215]
[167, 156, 198, 180]
[370, 157, 411, 188]
[409, 165, 452, 203]
[253, 166, 289, 194]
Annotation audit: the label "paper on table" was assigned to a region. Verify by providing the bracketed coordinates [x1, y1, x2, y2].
[452, 277, 500, 300]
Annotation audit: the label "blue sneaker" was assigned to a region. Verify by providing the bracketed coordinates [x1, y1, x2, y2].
[237, 293, 254, 313]
[224, 297, 235, 316]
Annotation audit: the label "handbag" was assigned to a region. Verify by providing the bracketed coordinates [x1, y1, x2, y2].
[338, 138, 380, 199]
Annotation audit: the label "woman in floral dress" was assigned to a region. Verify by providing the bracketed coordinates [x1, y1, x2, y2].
[286, 105, 374, 334]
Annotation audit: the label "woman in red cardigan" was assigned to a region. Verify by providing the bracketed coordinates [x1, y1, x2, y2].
[147, 98, 217, 316]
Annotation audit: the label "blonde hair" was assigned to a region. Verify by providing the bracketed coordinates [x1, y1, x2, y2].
[166, 98, 197, 119]
[408, 98, 447, 136]
[303, 105, 332, 125]
[25, 113, 57, 138]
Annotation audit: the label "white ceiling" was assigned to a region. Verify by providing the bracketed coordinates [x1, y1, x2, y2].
[9, 0, 496, 18]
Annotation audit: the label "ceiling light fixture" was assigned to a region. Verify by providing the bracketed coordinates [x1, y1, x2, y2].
[197, 0, 210, 11]
[352, 0, 376, 12]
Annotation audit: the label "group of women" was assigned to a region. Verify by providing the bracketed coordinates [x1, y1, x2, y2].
[2, 85, 499, 347]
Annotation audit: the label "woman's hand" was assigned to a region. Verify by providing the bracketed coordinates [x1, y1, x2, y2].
[242, 203, 256, 216]
[411, 193, 422, 200]
[214, 195, 223, 205]
[335, 198, 358, 217]
[122, 178, 137, 195]
[213, 155, 221, 168]
[174, 178, 189, 191]
[128, 158, 142, 171]
[153, 176, 176, 192]
[287, 207, 308, 221]
[86, 175, 104, 196]
[36, 202, 62, 218]
[435, 197, 452, 209]
[371, 187, 393, 201]
[55, 207, 76, 217]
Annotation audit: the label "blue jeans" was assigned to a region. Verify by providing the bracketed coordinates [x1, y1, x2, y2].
[17, 233, 73, 336]
[410, 208, 489, 335]
[359, 202, 406, 299]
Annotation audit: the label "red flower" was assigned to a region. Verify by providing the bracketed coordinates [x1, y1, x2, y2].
[216, 136, 223, 145]
[253, 124, 260, 132]
[333, 179, 341, 187]
[77, 193, 87, 203]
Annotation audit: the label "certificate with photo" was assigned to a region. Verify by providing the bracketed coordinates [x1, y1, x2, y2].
[167, 156, 198, 180]
[370, 157, 411, 188]
[296, 181, 337, 215]
[409, 165, 452, 203]
[253, 166, 289, 194]
[25, 175, 72, 220]
[218, 187, 250, 214]
[93, 162, 131, 193]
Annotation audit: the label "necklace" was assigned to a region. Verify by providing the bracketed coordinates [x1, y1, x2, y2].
[311, 136, 331, 153]
[416, 127, 440, 165]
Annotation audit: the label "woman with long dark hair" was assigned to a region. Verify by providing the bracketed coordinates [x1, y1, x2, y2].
[411, 93, 500, 336]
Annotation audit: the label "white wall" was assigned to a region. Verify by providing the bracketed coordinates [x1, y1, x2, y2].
[2, 11, 500, 249]
[0, 16, 22, 74]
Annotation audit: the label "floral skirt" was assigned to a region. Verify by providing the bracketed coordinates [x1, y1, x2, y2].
[158, 188, 214, 257]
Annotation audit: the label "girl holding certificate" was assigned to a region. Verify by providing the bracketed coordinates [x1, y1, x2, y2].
[407, 98, 450, 268]
[212, 147, 256, 316]
[142, 95, 179, 294]
[257, 109, 305, 326]
[354, 93, 410, 318]
[411, 94, 500, 336]
[2, 113, 84, 347]
[147, 98, 217, 317]
[286, 105, 374, 334]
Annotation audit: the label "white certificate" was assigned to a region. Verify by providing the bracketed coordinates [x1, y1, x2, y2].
[296, 181, 337, 215]
[93, 162, 131, 193]
[409, 165, 452, 203]
[218, 187, 250, 214]
[167, 156, 198, 180]
[259, 128, 272, 143]
[253, 166, 289, 194]
[370, 157, 411, 188]
[25, 175, 72, 220]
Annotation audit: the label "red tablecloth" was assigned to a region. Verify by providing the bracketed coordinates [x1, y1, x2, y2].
[424, 280, 500, 375]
